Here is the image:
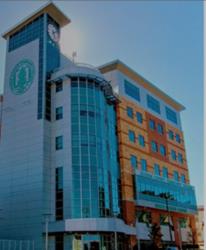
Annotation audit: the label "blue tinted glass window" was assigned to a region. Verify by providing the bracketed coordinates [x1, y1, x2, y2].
[154, 164, 160, 176]
[56, 136, 63, 150]
[166, 107, 177, 124]
[56, 167, 63, 220]
[138, 135, 145, 147]
[136, 112, 143, 124]
[141, 159, 147, 172]
[127, 107, 133, 118]
[162, 167, 168, 179]
[8, 15, 45, 120]
[56, 167, 63, 189]
[136, 172, 197, 213]
[168, 130, 174, 140]
[160, 144, 166, 156]
[124, 80, 140, 101]
[128, 130, 135, 143]
[130, 155, 137, 169]
[149, 119, 155, 130]
[147, 95, 160, 114]
[56, 106, 63, 120]
[173, 171, 179, 182]
[157, 124, 164, 135]
[181, 174, 186, 183]
[176, 134, 181, 143]
[171, 150, 177, 161]
[151, 141, 158, 152]
[178, 153, 183, 164]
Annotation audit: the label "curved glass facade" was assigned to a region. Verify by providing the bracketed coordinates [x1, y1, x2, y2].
[71, 77, 120, 218]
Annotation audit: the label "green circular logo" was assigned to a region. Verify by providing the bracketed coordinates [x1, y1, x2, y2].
[9, 59, 35, 95]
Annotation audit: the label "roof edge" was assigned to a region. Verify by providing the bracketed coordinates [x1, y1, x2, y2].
[98, 59, 185, 112]
[2, 2, 70, 39]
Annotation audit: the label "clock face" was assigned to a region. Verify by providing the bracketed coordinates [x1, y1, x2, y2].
[48, 24, 59, 43]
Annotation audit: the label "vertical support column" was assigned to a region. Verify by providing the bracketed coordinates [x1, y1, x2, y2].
[189, 215, 198, 245]
[151, 211, 160, 225]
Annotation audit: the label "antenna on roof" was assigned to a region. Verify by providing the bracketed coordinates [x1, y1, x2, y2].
[72, 51, 77, 63]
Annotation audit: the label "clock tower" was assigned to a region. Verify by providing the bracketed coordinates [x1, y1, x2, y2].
[0, 3, 70, 249]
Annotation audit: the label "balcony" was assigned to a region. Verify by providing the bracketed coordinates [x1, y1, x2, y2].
[135, 170, 197, 214]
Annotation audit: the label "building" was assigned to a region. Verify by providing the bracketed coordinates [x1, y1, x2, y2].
[195, 206, 204, 249]
[0, 95, 2, 138]
[99, 60, 197, 249]
[0, 2, 197, 250]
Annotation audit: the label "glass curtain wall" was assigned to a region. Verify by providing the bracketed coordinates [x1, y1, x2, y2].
[71, 77, 120, 219]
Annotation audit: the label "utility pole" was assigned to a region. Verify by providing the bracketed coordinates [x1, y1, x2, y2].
[160, 193, 173, 243]
[113, 212, 118, 250]
[43, 213, 52, 250]
[165, 194, 173, 243]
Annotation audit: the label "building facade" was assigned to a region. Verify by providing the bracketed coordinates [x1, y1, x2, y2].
[0, 2, 197, 250]
[195, 206, 204, 249]
[99, 61, 197, 249]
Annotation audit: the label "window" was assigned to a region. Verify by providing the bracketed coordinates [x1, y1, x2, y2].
[157, 124, 164, 135]
[160, 144, 166, 156]
[56, 136, 63, 150]
[138, 135, 145, 147]
[56, 81, 63, 92]
[178, 153, 183, 164]
[166, 106, 177, 124]
[181, 174, 186, 183]
[168, 130, 174, 140]
[127, 107, 133, 118]
[128, 130, 135, 143]
[130, 155, 137, 169]
[151, 141, 158, 152]
[162, 167, 168, 179]
[176, 134, 181, 143]
[173, 171, 179, 182]
[147, 95, 160, 114]
[136, 112, 143, 124]
[56, 106, 63, 120]
[154, 164, 160, 176]
[56, 167, 63, 221]
[124, 80, 140, 101]
[171, 150, 176, 161]
[141, 159, 147, 172]
[132, 174, 137, 200]
[149, 119, 155, 130]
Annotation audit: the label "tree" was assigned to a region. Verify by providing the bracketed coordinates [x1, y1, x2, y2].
[148, 223, 163, 248]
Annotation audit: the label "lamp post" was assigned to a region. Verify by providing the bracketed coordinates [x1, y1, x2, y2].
[43, 213, 52, 250]
[160, 193, 173, 243]
[113, 212, 118, 250]
[136, 222, 141, 250]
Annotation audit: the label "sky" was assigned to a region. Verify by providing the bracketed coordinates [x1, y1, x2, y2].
[0, 1, 203, 205]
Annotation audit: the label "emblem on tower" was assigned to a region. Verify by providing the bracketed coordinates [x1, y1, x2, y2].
[9, 59, 35, 95]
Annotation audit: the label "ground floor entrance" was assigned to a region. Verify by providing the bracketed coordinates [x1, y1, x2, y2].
[53, 232, 131, 250]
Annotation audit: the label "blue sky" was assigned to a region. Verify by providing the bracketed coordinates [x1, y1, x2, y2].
[0, 1, 203, 205]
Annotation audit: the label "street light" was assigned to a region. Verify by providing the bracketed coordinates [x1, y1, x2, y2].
[113, 212, 118, 250]
[159, 192, 174, 243]
[43, 213, 52, 250]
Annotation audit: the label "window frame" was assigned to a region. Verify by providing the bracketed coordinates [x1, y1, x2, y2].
[56, 106, 63, 120]
[56, 135, 63, 150]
